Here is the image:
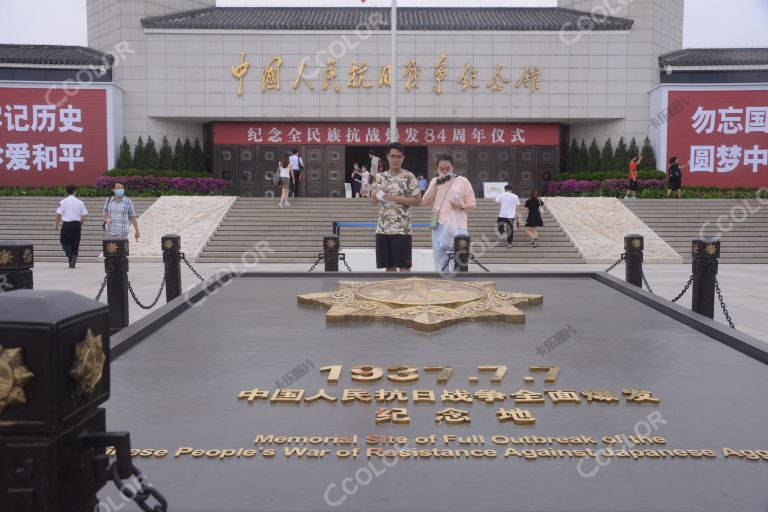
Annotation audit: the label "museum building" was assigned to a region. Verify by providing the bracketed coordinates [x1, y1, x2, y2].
[1, 0, 767, 195]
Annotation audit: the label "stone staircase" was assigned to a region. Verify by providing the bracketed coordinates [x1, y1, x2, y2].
[623, 199, 768, 263]
[198, 198, 585, 264]
[0, 197, 156, 263]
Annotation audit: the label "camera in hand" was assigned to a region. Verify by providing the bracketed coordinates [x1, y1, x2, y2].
[436, 174, 453, 185]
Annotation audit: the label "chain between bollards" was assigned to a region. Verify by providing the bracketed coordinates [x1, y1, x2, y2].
[714, 278, 735, 329]
[339, 253, 352, 272]
[640, 269, 654, 294]
[179, 253, 205, 282]
[604, 254, 625, 273]
[470, 254, 491, 272]
[308, 253, 324, 272]
[126, 271, 167, 310]
[95, 275, 108, 302]
[671, 275, 694, 303]
[108, 460, 168, 512]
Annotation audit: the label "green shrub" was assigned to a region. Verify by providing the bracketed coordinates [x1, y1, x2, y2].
[555, 170, 666, 181]
[105, 168, 209, 178]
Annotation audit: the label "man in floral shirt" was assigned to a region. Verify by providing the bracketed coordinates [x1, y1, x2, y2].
[370, 142, 422, 271]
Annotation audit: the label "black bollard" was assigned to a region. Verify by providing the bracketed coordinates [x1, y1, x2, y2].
[623, 234, 644, 288]
[454, 235, 470, 273]
[0, 240, 34, 292]
[691, 238, 720, 319]
[324, 235, 340, 272]
[162, 234, 182, 302]
[0, 289, 113, 511]
[103, 236, 129, 332]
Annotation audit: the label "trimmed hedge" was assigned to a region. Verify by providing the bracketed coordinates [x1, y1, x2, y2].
[547, 179, 768, 199]
[555, 170, 666, 181]
[1, 176, 228, 197]
[105, 168, 210, 178]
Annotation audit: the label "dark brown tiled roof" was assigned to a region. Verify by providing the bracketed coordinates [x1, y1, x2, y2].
[660, 48, 768, 68]
[0, 44, 112, 66]
[142, 7, 634, 31]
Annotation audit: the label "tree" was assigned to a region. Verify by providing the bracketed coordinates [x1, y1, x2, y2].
[566, 139, 579, 173]
[172, 138, 184, 170]
[600, 138, 614, 172]
[614, 137, 628, 172]
[116, 137, 132, 168]
[144, 135, 160, 170]
[587, 138, 601, 172]
[182, 137, 193, 171]
[639, 136, 657, 171]
[578, 140, 589, 173]
[191, 138, 206, 172]
[159, 136, 173, 170]
[628, 137, 639, 164]
[132, 136, 146, 169]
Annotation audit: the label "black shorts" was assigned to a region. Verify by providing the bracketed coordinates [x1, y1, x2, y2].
[628, 179, 638, 191]
[376, 234, 412, 269]
[668, 179, 682, 191]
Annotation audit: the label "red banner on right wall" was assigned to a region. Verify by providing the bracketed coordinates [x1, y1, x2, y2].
[666, 90, 768, 188]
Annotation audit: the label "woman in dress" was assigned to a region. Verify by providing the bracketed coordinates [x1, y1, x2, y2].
[350, 162, 362, 198]
[666, 156, 689, 199]
[360, 165, 370, 198]
[524, 190, 545, 248]
[277, 153, 293, 208]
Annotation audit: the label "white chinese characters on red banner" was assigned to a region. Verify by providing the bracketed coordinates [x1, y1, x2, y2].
[213, 123, 560, 146]
[0, 88, 108, 187]
[667, 90, 768, 188]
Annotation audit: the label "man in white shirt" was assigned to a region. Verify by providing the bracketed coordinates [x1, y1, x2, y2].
[495, 184, 520, 248]
[369, 149, 380, 179]
[55, 184, 88, 268]
[288, 149, 304, 198]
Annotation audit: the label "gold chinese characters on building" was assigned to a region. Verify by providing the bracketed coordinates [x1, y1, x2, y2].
[231, 53, 543, 97]
[297, 278, 542, 332]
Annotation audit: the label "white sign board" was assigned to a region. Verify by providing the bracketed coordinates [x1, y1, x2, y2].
[344, 182, 352, 198]
[483, 182, 507, 199]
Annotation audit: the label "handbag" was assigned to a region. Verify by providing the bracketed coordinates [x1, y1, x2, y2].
[101, 196, 113, 232]
[272, 168, 280, 186]
[430, 178, 456, 230]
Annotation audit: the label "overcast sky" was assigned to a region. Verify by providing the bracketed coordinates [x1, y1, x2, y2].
[0, 0, 766, 48]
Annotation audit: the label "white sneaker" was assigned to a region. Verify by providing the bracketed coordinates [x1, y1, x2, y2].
[284, 201, 291, 206]
[278, 203, 283, 208]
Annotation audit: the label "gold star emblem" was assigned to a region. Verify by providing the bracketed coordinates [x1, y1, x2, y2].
[105, 242, 118, 255]
[163, 240, 174, 250]
[22, 248, 32, 265]
[705, 243, 717, 257]
[326, 239, 337, 250]
[632, 239, 642, 250]
[692, 244, 700, 256]
[69, 329, 106, 396]
[0, 345, 35, 415]
[0, 250, 13, 266]
[458, 239, 469, 250]
[298, 278, 542, 332]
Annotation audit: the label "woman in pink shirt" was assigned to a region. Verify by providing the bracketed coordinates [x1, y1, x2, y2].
[422, 153, 476, 272]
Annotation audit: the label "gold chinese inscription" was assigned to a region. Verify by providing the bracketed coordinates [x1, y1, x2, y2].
[0, 345, 35, 415]
[69, 329, 106, 396]
[231, 51, 251, 97]
[297, 278, 542, 332]
[262, 56, 283, 92]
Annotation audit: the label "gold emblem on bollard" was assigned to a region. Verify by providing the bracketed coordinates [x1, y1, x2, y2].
[632, 239, 642, 250]
[705, 243, 718, 256]
[22, 248, 33, 264]
[0, 250, 13, 266]
[105, 242, 118, 255]
[163, 240, 174, 250]
[326, 239, 337, 250]
[70, 329, 106, 396]
[298, 278, 542, 332]
[0, 345, 35, 415]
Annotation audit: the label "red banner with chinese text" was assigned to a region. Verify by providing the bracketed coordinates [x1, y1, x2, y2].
[213, 122, 560, 147]
[0, 87, 108, 187]
[666, 90, 768, 188]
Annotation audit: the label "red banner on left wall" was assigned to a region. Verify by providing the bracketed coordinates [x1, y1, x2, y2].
[0, 87, 108, 187]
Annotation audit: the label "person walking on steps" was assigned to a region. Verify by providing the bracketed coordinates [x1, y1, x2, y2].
[55, 184, 88, 268]
[277, 153, 294, 208]
[495, 184, 520, 248]
[524, 190, 544, 248]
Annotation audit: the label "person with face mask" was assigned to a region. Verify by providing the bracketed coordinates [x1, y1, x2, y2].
[421, 153, 476, 272]
[103, 182, 140, 240]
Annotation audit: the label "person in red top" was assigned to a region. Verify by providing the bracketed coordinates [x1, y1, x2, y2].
[624, 154, 643, 199]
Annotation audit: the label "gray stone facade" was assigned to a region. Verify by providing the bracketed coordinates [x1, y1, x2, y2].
[86, 0, 684, 160]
